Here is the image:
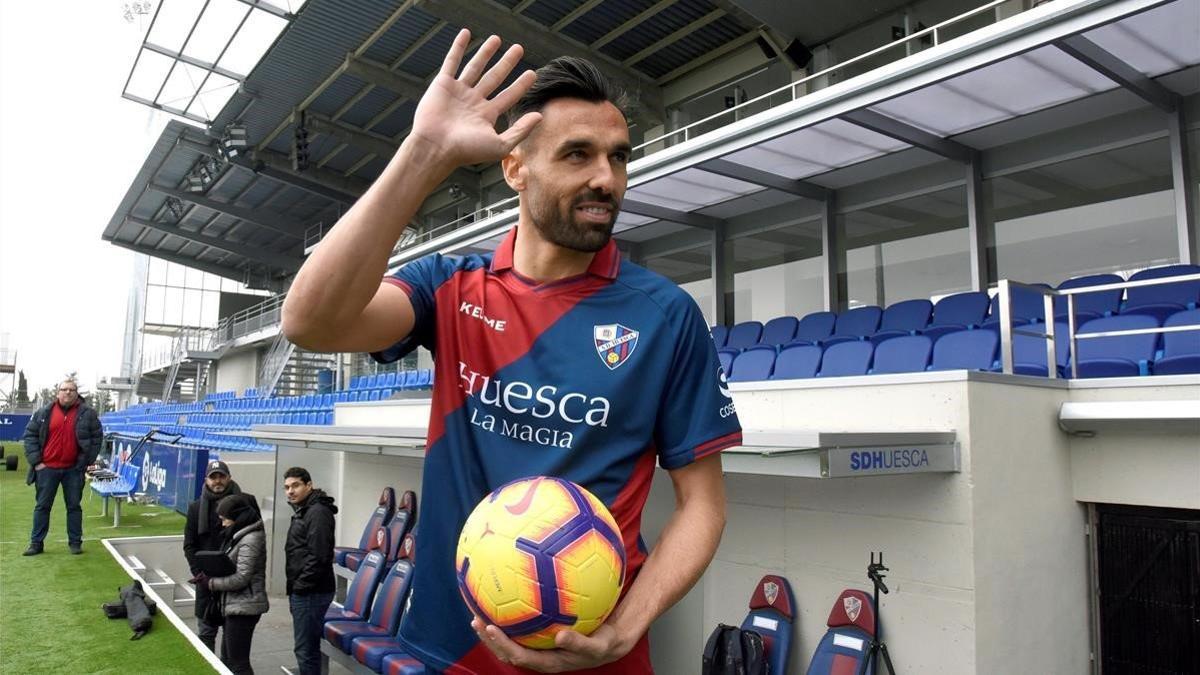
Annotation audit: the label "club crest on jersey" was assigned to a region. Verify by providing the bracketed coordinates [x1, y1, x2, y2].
[843, 595, 862, 622]
[594, 324, 639, 370]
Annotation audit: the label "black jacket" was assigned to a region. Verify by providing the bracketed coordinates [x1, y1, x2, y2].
[23, 399, 104, 484]
[183, 482, 247, 574]
[285, 489, 338, 596]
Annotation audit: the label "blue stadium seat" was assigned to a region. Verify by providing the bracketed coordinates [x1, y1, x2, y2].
[818, 341, 874, 377]
[717, 349, 736, 377]
[369, 390, 382, 401]
[929, 330, 998, 371]
[923, 292, 990, 340]
[759, 316, 799, 346]
[992, 322, 1071, 377]
[791, 311, 837, 345]
[1054, 273, 1124, 323]
[710, 325, 729, 348]
[1121, 264, 1200, 323]
[1153, 309, 1200, 375]
[726, 321, 764, 351]
[771, 344, 821, 380]
[869, 299, 933, 344]
[729, 346, 777, 382]
[871, 335, 933, 374]
[822, 306, 883, 346]
[1075, 314, 1160, 378]
[415, 369, 433, 389]
[384, 372, 398, 388]
[982, 283, 1052, 330]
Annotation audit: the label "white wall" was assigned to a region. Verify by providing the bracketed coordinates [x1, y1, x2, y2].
[214, 348, 258, 395]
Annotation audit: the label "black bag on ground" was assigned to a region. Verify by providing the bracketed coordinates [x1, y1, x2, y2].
[702, 623, 768, 675]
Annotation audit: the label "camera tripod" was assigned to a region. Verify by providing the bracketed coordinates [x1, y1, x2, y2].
[857, 551, 896, 675]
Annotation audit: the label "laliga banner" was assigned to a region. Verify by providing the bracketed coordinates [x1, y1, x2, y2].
[0, 414, 32, 441]
[114, 438, 208, 516]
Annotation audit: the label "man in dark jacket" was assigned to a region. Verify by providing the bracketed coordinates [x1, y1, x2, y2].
[183, 459, 248, 653]
[282, 466, 338, 675]
[23, 378, 104, 555]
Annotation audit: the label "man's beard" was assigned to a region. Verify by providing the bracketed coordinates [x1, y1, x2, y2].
[528, 190, 617, 253]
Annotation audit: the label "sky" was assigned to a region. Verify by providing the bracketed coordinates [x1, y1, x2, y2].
[0, 1, 294, 399]
[0, 2, 172, 396]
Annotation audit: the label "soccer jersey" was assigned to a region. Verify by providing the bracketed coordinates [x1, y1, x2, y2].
[374, 227, 743, 673]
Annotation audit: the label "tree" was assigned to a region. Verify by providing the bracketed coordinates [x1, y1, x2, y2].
[87, 388, 114, 414]
[34, 387, 56, 408]
[15, 370, 30, 408]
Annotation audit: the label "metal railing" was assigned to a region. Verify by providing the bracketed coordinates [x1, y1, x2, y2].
[994, 273, 1200, 378]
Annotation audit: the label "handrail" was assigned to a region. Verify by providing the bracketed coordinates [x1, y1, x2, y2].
[994, 273, 1200, 378]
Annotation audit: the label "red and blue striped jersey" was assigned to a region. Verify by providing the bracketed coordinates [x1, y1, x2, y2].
[374, 227, 743, 673]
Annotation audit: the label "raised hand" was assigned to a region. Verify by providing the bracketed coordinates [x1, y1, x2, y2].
[409, 29, 542, 169]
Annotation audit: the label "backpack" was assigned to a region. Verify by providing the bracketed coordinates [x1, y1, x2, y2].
[702, 623, 768, 675]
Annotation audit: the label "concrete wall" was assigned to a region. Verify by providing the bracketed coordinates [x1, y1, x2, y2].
[214, 348, 259, 396]
[1066, 380, 1200, 509]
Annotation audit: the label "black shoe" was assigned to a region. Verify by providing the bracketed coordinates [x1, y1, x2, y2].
[23, 544, 43, 556]
[69, 543, 83, 555]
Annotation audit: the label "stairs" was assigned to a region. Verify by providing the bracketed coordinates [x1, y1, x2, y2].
[257, 332, 336, 398]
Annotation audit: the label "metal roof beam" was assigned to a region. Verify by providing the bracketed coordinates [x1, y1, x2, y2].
[697, 159, 829, 201]
[592, 0, 676, 50]
[148, 182, 308, 239]
[842, 109, 975, 163]
[125, 216, 304, 271]
[416, 0, 665, 124]
[305, 111, 402, 159]
[242, 151, 367, 205]
[108, 239, 248, 283]
[622, 9, 725, 67]
[233, 0, 292, 20]
[342, 55, 427, 101]
[1055, 35, 1179, 114]
[621, 199, 724, 230]
[551, 0, 604, 32]
[142, 41, 245, 82]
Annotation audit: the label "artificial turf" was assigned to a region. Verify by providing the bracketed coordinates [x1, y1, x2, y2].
[0, 441, 216, 673]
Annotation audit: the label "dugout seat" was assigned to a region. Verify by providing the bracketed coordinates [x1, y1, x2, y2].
[350, 535, 419, 671]
[335, 487, 396, 570]
[1054, 273, 1124, 323]
[929, 330, 997, 372]
[791, 311, 837, 345]
[740, 575, 796, 675]
[760, 316, 799, 346]
[821, 306, 882, 346]
[326, 549, 388, 622]
[805, 589, 877, 675]
[382, 653, 426, 674]
[327, 535, 416, 654]
[730, 346, 777, 382]
[726, 321, 765, 351]
[383, 491, 417, 567]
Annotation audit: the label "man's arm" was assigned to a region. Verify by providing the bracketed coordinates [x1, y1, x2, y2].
[472, 453, 727, 671]
[281, 30, 541, 354]
[182, 503, 200, 573]
[22, 410, 43, 468]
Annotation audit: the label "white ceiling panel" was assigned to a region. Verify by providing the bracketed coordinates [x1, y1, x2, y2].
[626, 168, 763, 211]
[723, 119, 907, 180]
[869, 46, 1116, 137]
[1083, 0, 1200, 77]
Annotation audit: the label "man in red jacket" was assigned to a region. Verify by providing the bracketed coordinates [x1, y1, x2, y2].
[23, 378, 104, 555]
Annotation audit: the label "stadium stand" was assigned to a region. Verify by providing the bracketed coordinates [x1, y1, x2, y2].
[1154, 309, 1200, 375]
[1075, 315, 1161, 378]
[822, 306, 883, 346]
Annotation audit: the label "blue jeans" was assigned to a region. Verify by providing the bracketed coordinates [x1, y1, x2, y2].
[31, 467, 84, 546]
[289, 591, 334, 675]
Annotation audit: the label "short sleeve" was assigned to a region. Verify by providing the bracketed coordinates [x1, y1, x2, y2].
[654, 299, 743, 470]
[371, 254, 446, 364]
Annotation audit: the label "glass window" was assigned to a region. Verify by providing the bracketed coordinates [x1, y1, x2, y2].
[166, 261, 186, 287]
[182, 289, 203, 326]
[164, 287, 184, 325]
[988, 136, 1176, 285]
[148, 258, 167, 285]
[729, 218, 825, 322]
[838, 187, 970, 307]
[146, 285, 166, 324]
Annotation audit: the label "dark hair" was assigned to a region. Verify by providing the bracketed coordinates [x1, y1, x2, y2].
[283, 467, 312, 484]
[507, 56, 629, 126]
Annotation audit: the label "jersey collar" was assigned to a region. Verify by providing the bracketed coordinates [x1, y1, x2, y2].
[489, 226, 620, 281]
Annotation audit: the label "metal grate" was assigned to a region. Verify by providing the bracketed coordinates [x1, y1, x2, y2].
[1096, 505, 1200, 675]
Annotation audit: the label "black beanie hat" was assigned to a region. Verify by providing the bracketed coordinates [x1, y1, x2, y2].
[217, 493, 256, 521]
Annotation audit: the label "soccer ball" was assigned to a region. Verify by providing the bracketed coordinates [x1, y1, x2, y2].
[456, 476, 626, 649]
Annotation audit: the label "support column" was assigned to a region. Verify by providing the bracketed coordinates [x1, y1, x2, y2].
[1167, 107, 1197, 264]
[711, 222, 731, 325]
[966, 153, 991, 290]
[821, 193, 843, 311]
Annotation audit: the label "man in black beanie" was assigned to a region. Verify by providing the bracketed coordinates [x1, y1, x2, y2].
[183, 459, 251, 653]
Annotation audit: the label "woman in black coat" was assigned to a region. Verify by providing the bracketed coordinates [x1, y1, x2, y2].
[203, 494, 268, 674]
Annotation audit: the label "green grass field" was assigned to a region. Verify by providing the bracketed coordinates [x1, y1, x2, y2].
[0, 442, 216, 673]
